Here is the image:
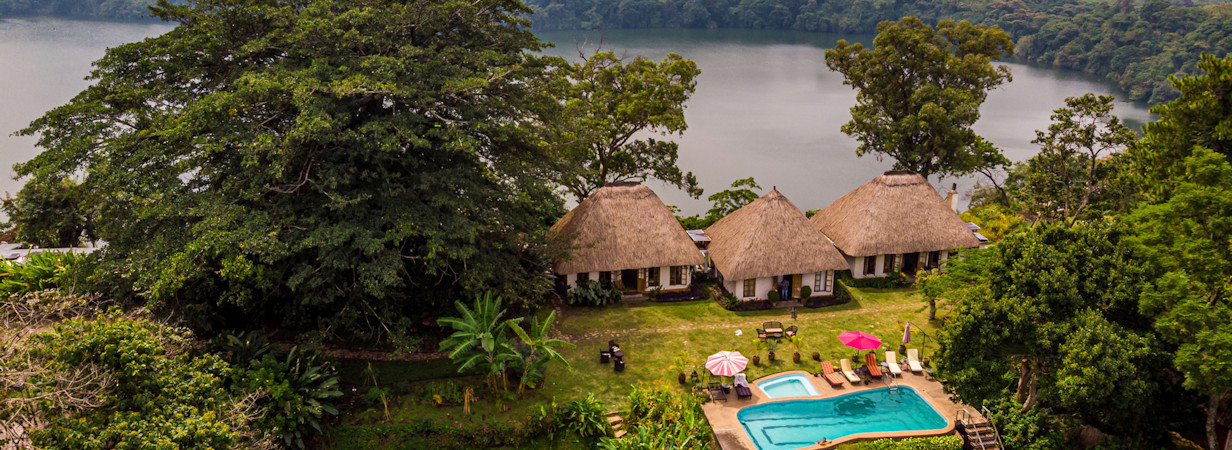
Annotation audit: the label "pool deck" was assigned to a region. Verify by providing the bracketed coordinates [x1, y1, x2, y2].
[705, 367, 980, 450]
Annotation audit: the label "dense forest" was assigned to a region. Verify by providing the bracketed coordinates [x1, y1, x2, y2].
[0, 0, 158, 20]
[526, 0, 1232, 104]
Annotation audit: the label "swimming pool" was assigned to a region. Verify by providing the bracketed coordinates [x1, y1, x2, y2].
[757, 373, 820, 399]
[738, 387, 948, 450]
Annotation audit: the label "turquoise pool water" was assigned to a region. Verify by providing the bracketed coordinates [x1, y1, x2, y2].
[757, 373, 820, 399]
[738, 387, 947, 450]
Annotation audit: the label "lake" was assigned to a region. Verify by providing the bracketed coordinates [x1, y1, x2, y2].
[0, 20, 1153, 218]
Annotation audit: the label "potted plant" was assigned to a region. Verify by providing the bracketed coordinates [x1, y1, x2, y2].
[766, 337, 778, 362]
[812, 349, 821, 361]
[767, 289, 781, 305]
[751, 338, 765, 366]
[788, 335, 805, 364]
[800, 285, 812, 300]
[671, 351, 692, 385]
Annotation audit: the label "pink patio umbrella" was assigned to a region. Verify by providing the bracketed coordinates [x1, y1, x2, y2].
[705, 351, 749, 380]
[838, 331, 882, 351]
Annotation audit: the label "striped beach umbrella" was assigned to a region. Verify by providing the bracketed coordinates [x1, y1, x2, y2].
[705, 350, 749, 377]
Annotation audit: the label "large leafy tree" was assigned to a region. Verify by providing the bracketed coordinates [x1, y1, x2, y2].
[824, 17, 1014, 181]
[935, 224, 1177, 444]
[1, 177, 96, 247]
[540, 51, 702, 202]
[1131, 54, 1232, 202]
[1011, 93, 1136, 226]
[1127, 148, 1232, 450]
[15, 0, 562, 338]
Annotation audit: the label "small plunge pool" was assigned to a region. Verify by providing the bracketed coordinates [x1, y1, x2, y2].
[738, 387, 948, 450]
[756, 373, 820, 399]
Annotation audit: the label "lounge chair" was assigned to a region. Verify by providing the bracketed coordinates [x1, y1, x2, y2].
[907, 348, 924, 373]
[708, 381, 727, 402]
[885, 351, 902, 377]
[864, 353, 883, 378]
[785, 324, 798, 337]
[819, 361, 845, 387]
[734, 374, 753, 399]
[763, 321, 784, 338]
[839, 358, 861, 383]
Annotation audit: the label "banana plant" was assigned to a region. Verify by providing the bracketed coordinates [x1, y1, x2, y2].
[439, 292, 523, 394]
[506, 309, 575, 397]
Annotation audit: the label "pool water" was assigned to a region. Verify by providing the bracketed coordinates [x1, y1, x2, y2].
[757, 373, 820, 399]
[738, 387, 948, 450]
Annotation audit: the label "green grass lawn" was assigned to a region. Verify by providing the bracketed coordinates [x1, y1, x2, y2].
[323, 284, 944, 448]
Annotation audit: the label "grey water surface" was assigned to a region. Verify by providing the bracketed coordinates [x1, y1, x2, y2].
[0, 21, 1152, 219]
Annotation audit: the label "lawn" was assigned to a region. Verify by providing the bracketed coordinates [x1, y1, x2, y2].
[323, 284, 944, 448]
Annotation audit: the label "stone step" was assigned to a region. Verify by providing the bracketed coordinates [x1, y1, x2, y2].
[614, 429, 627, 439]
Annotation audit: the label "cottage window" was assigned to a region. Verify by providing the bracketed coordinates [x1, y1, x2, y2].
[883, 254, 897, 274]
[814, 271, 826, 293]
[647, 267, 659, 287]
[743, 279, 755, 297]
[577, 272, 589, 283]
[863, 256, 877, 276]
[670, 266, 684, 285]
[599, 271, 612, 288]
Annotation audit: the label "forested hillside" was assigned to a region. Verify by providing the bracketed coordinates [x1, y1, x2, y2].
[526, 0, 1232, 104]
[0, 0, 155, 20]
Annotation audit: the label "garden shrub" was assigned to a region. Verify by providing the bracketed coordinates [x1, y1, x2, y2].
[719, 292, 739, 310]
[600, 380, 712, 449]
[837, 270, 910, 289]
[214, 333, 342, 449]
[9, 315, 271, 449]
[326, 420, 530, 450]
[849, 435, 963, 449]
[833, 279, 856, 305]
[567, 280, 622, 306]
[557, 393, 611, 440]
[0, 251, 84, 298]
[986, 398, 1067, 449]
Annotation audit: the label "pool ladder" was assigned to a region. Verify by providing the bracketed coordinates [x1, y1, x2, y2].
[881, 375, 899, 392]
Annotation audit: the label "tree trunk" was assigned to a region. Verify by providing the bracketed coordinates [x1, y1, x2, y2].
[1020, 374, 1040, 412]
[927, 299, 936, 320]
[1207, 392, 1224, 450]
[1015, 362, 1033, 403]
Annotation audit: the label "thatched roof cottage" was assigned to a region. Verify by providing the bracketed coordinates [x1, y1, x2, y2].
[811, 171, 980, 279]
[706, 189, 849, 300]
[550, 182, 704, 293]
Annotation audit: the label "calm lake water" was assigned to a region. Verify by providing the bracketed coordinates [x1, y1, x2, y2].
[0, 20, 1153, 218]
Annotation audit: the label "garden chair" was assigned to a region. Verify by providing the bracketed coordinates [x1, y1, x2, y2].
[733, 374, 752, 399]
[785, 324, 798, 337]
[864, 352, 883, 378]
[708, 381, 727, 402]
[763, 321, 784, 338]
[907, 348, 924, 373]
[819, 361, 845, 388]
[885, 351, 903, 377]
[756, 328, 767, 339]
[839, 358, 860, 383]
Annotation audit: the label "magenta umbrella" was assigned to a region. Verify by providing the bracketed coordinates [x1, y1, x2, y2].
[838, 331, 882, 350]
[705, 351, 750, 377]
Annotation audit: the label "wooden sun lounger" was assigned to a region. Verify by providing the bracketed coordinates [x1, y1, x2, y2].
[864, 352, 883, 378]
[819, 361, 845, 387]
[734, 374, 753, 399]
[839, 358, 861, 382]
[907, 348, 924, 373]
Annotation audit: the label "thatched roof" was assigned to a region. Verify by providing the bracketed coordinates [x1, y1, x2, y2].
[549, 182, 703, 274]
[705, 189, 848, 280]
[811, 171, 981, 257]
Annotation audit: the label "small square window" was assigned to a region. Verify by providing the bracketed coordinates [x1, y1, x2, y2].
[743, 279, 755, 297]
[863, 256, 877, 276]
[577, 272, 589, 283]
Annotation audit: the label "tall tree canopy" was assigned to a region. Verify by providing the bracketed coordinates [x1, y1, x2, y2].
[824, 17, 1013, 181]
[1127, 148, 1232, 450]
[1132, 54, 1232, 201]
[540, 51, 702, 203]
[15, 0, 563, 339]
[934, 224, 1180, 445]
[1011, 93, 1136, 226]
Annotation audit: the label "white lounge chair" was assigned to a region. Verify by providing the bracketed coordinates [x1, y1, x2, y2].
[839, 358, 861, 383]
[907, 348, 924, 373]
[885, 351, 903, 377]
